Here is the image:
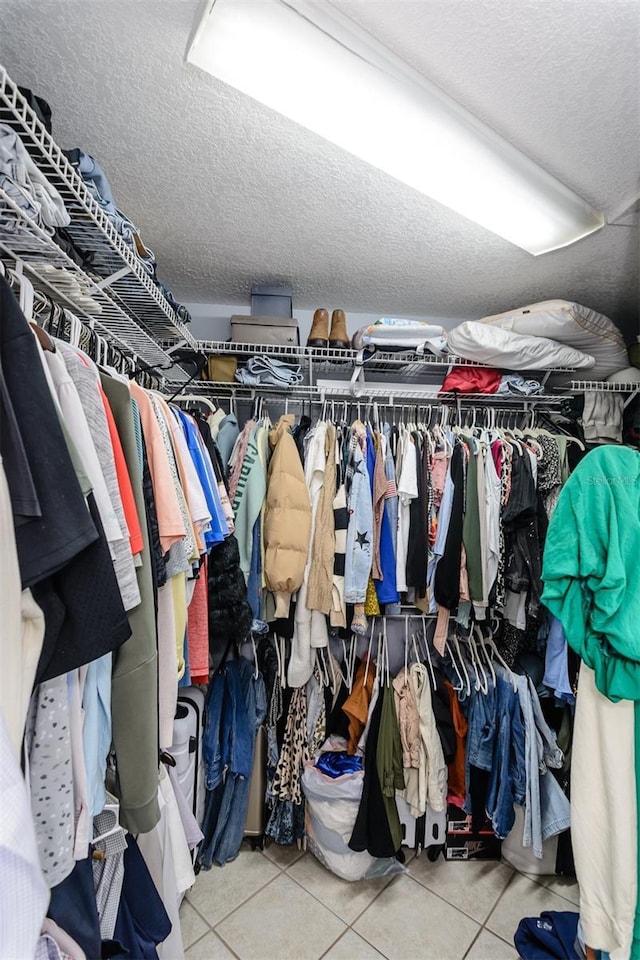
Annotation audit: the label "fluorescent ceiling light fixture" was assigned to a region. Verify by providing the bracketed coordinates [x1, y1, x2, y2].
[187, 0, 605, 255]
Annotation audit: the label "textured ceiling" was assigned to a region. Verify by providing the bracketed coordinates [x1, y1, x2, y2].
[1, 0, 639, 337]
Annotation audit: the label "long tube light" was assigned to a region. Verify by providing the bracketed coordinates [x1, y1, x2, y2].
[186, 0, 605, 255]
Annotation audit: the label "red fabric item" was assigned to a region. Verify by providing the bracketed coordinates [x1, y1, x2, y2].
[440, 366, 501, 395]
[188, 556, 210, 684]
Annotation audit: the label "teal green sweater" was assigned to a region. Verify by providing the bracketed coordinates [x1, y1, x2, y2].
[542, 446, 640, 700]
[541, 445, 640, 957]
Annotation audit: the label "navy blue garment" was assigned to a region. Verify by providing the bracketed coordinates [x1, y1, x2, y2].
[316, 752, 363, 778]
[47, 855, 101, 960]
[514, 911, 580, 960]
[113, 836, 172, 959]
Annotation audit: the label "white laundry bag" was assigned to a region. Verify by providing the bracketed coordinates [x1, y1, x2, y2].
[302, 763, 405, 882]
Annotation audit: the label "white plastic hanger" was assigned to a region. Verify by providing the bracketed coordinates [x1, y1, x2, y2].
[453, 635, 472, 698]
[363, 616, 375, 687]
[421, 616, 437, 691]
[404, 619, 409, 683]
[383, 619, 390, 686]
[177, 394, 217, 413]
[474, 625, 496, 688]
[445, 638, 465, 693]
[468, 632, 489, 694]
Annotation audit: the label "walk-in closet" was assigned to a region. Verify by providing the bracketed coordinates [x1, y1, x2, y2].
[1, 3, 639, 960]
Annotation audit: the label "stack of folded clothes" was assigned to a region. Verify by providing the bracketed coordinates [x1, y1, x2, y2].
[235, 356, 304, 387]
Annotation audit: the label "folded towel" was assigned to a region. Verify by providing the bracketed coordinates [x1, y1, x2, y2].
[235, 355, 304, 387]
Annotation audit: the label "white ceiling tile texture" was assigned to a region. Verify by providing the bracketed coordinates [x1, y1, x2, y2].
[1, 0, 638, 336]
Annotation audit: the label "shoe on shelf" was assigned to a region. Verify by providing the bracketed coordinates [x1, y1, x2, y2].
[329, 309, 350, 350]
[307, 308, 329, 347]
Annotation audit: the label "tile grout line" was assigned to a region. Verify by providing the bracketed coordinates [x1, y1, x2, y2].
[282, 861, 381, 930]
[185, 858, 282, 936]
[460, 924, 485, 960]
[185, 925, 243, 960]
[523, 871, 580, 904]
[212, 869, 284, 932]
[481, 867, 518, 934]
[403, 860, 514, 928]
[185, 849, 575, 958]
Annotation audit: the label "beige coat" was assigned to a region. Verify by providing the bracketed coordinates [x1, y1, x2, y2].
[264, 415, 311, 617]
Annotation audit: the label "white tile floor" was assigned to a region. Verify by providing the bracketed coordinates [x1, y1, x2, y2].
[181, 842, 580, 960]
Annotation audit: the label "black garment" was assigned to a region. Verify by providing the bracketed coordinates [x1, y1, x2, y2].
[194, 413, 227, 485]
[406, 432, 428, 597]
[47, 855, 102, 960]
[349, 688, 399, 859]
[325, 680, 351, 742]
[113, 836, 172, 960]
[33, 492, 131, 683]
[208, 534, 253, 660]
[292, 415, 312, 466]
[434, 442, 465, 611]
[0, 276, 99, 587]
[431, 669, 456, 765]
[504, 447, 542, 615]
[0, 351, 40, 526]
[53, 227, 95, 270]
[140, 429, 166, 590]
[468, 765, 492, 835]
[18, 86, 52, 132]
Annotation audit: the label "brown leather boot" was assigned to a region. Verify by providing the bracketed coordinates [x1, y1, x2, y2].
[307, 308, 329, 347]
[329, 309, 350, 349]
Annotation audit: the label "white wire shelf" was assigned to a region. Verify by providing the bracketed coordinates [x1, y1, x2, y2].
[565, 380, 640, 392]
[164, 378, 572, 407]
[0, 65, 194, 346]
[0, 188, 189, 377]
[176, 338, 577, 381]
[564, 379, 640, 407]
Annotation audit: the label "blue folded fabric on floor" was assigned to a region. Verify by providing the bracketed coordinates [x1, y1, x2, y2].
[235, 356, 304, 387]
[316, 752, 363, 779]
[514, 910, 598, 960]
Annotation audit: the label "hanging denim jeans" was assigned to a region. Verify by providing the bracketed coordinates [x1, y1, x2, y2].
[202, 671, 226, 791]
[517, 675, 571, 858]
[464, 680, 497, 824]
[486, 674, 526, 838]
[199, 660, 267, 868]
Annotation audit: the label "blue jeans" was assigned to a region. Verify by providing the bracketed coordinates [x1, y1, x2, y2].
[199, 660, 267, 868]
[486, 675, 526, 838]
[202, 671, 226, 790]
[466, 682, 497, 772]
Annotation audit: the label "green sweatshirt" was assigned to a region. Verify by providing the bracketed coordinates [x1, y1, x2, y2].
[541, 445, 640, 957]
